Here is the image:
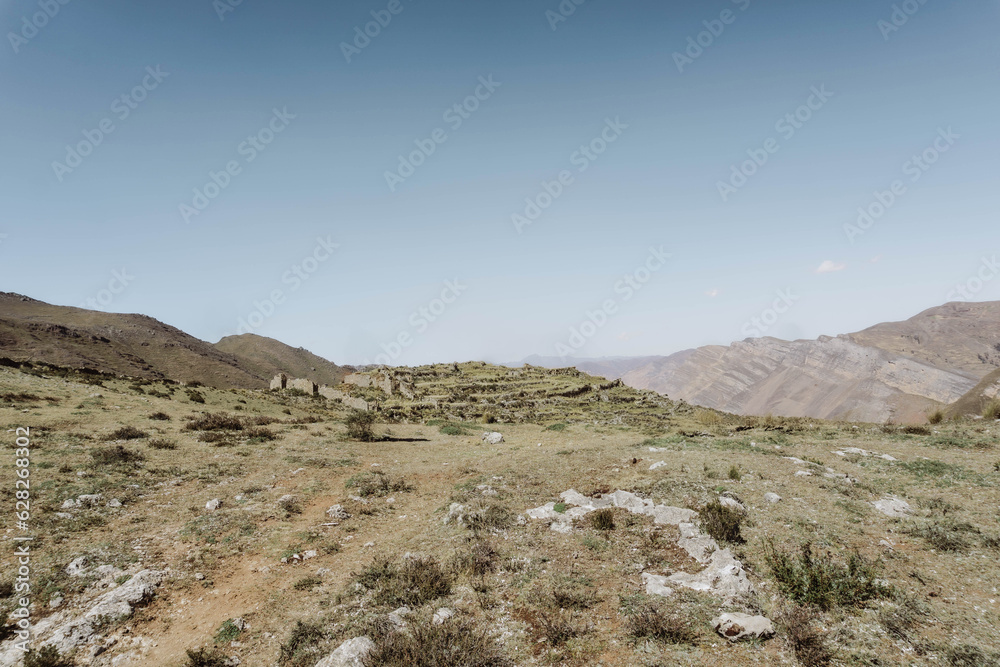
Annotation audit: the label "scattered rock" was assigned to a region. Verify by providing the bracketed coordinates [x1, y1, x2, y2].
[481, 432, 504, 445]
[66, 556, 90, 578]
[205, 498, 222, 511]
[641, 573, 675, 598]
[326, 505, 350, 521]
[316, 636, 375, 667]
[794, 471, 813, 477]
[432, 607, 454, 625]
[763, 492, 782, 504]
[719, 496, 746, 512]
[872, 496, 912, 518]
[195, 573, 205, 581]
[712, 613, 775, 641]
[107, 499, 122, 508]
[388, 606, 411, 628]
[649, 461, 668, 470]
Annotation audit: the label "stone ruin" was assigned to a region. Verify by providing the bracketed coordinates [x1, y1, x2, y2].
[269, 373, 369, 411]
[343, 370, 415, 399]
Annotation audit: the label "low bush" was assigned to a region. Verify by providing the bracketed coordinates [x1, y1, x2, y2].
[779, 606, 832, 667]
[699, 500, 745, 543]
[148, 411, 171, 421]
[184, 413, 243, 431]
[626, 604, 698, 645]
[105, 425, 148, 441]
[763, 541, 890, 610]
[346, 471, 413, 497]
[148, 438, 177, 450]
[90, 445, 145, 467]
[345, 410, 377, 441]
[24, 645, 74, 667]
[364, 615, 511, 667]
[354, 556, 453, 607]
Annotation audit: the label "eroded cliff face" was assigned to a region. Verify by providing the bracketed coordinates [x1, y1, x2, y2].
[623, 336, 978, 423]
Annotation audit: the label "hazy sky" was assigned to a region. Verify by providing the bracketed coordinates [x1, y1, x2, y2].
[2, 0, 998, 366]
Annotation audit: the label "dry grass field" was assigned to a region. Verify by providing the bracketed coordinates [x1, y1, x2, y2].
[1, 361, 998, 666]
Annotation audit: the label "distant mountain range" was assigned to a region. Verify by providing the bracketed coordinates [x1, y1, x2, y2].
[0, 293, 348, 389]
[519, 302, 1000, 423]
[3, 292, 997, 422]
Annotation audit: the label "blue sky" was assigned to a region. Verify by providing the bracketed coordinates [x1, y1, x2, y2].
[1, 0, 998, 365]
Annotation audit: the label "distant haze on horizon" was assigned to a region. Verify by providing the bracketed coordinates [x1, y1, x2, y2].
[2, 0, 998, 366]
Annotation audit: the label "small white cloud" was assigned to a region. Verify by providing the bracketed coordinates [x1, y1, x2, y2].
[816, 260, 847, 274]
[706, 288, 720, 298]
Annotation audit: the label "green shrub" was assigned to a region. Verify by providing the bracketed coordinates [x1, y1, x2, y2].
[293, 576, 322, 591]
[763, 541, 890, 610]
[728, 465, 741, 481]
[699, 500, 745, 543]
[184, 413, 243, 431]
[982, 398, 1000, 421]
[589, 508, 616, 532]
[149, 411, 171, 421]
[779, 605, 832, 667]
[214, 618, 244, 645]
[545, 423, 567, 431]
[24, 646, 73, 667]
[626, 604, 698, 645]
[105, 425, 148, 440]
[364, 615, 511, 666]
[927, 409, 945, 425]
[278, 620, 329, 667]
[148, 439, 177, 450]
[345, 411, 377, 441]
[346, 471, 413, 497]
[90, 445, 145, 467]
[186, 389, 206, 404]
[355, 556, 453, 607]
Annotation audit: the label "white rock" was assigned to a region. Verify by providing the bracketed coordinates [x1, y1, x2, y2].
[763, 492, 781, 504]
[388, 606, 411, 628]
[66, 556, 90, 577]
[719, 496, 745, 512]
[432, 607, 454, 625]
[481, 432, 504, 445]
[107, 499, 122, 508]
[302, 550, 318, 560]
[206, 498, 222, 511]
[712, 613, 775, 641]
[879, 454, 898, 461]
[649, 461, 668, 470]
[648, 506, 697, 526]
[316, 636, 375, 667]
[641, 573, 675, 597]
[794, 471, 813, 477]
[326, 505, 350, 521]
[872, 496, 912, 518]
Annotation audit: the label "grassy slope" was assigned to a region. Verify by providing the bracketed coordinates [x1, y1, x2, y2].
[0, 362, 998, 666]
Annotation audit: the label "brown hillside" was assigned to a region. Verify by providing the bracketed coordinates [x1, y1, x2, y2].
[0, 292, 265, 388]
[214, 333, 350, 387]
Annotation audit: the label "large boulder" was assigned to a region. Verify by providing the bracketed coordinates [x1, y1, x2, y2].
[316, 636, 375, 667]
[712, 613, 775, 641]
